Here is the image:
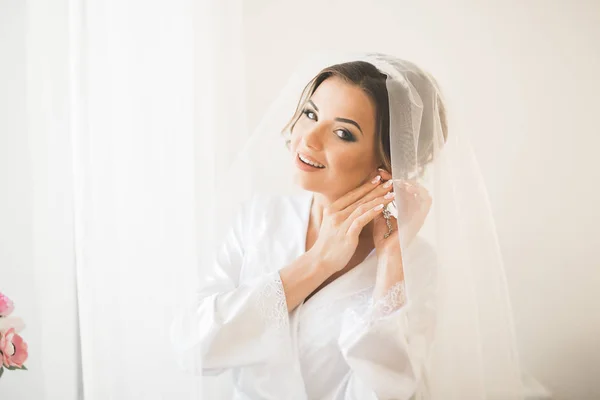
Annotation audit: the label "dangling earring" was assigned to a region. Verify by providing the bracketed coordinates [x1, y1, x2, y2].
[383, 206, 394, 239]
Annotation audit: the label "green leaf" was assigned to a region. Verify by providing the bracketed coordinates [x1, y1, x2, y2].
[21, 365, 27, 371]
[6, 365, 27, 371]
[0, 367, 4, 378]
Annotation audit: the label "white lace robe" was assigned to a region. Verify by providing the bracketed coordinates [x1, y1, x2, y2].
[171, 190, 437, 400]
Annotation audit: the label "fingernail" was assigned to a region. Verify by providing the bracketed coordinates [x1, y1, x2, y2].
[384, 192, 395, 199]
[373, 204, 384, 211]
[371, 175, 381, 184]
[383, 180, 393, 188]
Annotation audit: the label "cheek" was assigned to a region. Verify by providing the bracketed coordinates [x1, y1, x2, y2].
[289, 122, 307, 151]
[329, 146, 376, 176]
[289, 131, 300, 152]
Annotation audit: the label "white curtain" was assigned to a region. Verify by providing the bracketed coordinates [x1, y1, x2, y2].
[1, 0, 244, 398]
[75, 0, 246, 399]
[1, 0, 81, 398]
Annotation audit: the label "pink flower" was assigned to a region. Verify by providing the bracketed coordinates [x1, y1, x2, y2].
[0, 293, 14, 317]
[0, 328, 28, 368]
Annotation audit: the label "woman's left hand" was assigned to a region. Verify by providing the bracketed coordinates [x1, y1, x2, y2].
[372, 169, 432, 257]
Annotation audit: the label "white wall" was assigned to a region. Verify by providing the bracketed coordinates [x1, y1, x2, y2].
[242, 1, 600, 399]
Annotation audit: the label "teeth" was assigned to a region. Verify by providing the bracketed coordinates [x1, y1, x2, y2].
[299, 154, 324, 168]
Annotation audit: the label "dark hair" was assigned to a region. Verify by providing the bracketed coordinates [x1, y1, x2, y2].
[283, 60, 448, 176]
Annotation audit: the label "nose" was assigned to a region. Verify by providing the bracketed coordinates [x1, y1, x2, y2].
[301, 125, 324, 151]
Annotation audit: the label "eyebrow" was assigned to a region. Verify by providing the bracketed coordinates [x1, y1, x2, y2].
[307, 100, 364, 136]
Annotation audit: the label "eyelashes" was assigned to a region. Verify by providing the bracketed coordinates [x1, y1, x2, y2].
[302, 108, 317, 121]
[335, 128, 356, 142]
[300, 107, 357, 143]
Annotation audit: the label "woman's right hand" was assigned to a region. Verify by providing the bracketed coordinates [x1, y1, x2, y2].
[307, 175, 395, 275]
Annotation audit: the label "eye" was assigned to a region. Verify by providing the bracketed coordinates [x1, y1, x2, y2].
[335, 129, 356, 142]
[302, 108, 317, 121]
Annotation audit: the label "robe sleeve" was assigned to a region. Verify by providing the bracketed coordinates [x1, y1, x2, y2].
[170, 197, 291, 376]
[334, 239, 438, 400]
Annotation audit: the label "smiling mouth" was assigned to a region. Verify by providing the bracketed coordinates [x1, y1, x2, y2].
[298, 153, 325, 168]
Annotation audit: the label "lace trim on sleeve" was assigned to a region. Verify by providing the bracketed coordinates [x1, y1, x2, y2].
[256, 272, 289, 340]
[341, 281, 408, 329]
[367, 281, 407, 320]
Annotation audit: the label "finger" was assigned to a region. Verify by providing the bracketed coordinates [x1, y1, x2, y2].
[377, 168, 392, 181]
[343, 194, 395, 235]
[329, 174, 383, 212]
[404, 182, 432, 204]
[347, 202, 387, 237]
[339, 179, 394, 220]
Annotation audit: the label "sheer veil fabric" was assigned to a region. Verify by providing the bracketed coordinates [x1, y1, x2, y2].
[206, 52, 524, 399]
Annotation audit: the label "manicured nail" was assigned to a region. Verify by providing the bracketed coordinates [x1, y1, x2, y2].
[384, 192, 395, 199]
[373, 204, 384, 211]
[371, 175, 381, 184]
[383, 180, 393, 188]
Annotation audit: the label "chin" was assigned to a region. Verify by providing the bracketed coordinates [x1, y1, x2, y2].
[292, 173, 324, 194]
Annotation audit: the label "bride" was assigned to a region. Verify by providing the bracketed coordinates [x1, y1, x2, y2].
[171, 53, 524, 399]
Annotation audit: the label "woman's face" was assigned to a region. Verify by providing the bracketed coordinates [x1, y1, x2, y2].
[290, 76, 379, 200]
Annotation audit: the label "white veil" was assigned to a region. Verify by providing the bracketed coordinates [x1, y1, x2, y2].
[211, 52, 524, 399]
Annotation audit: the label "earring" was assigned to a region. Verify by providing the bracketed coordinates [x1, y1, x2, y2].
[383, 205, 394, 239]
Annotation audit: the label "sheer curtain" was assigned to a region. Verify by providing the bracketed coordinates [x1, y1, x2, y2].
[1, 0, 244, 398]
[74, 0, 246, 399]
[1, 0, 81, 398]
